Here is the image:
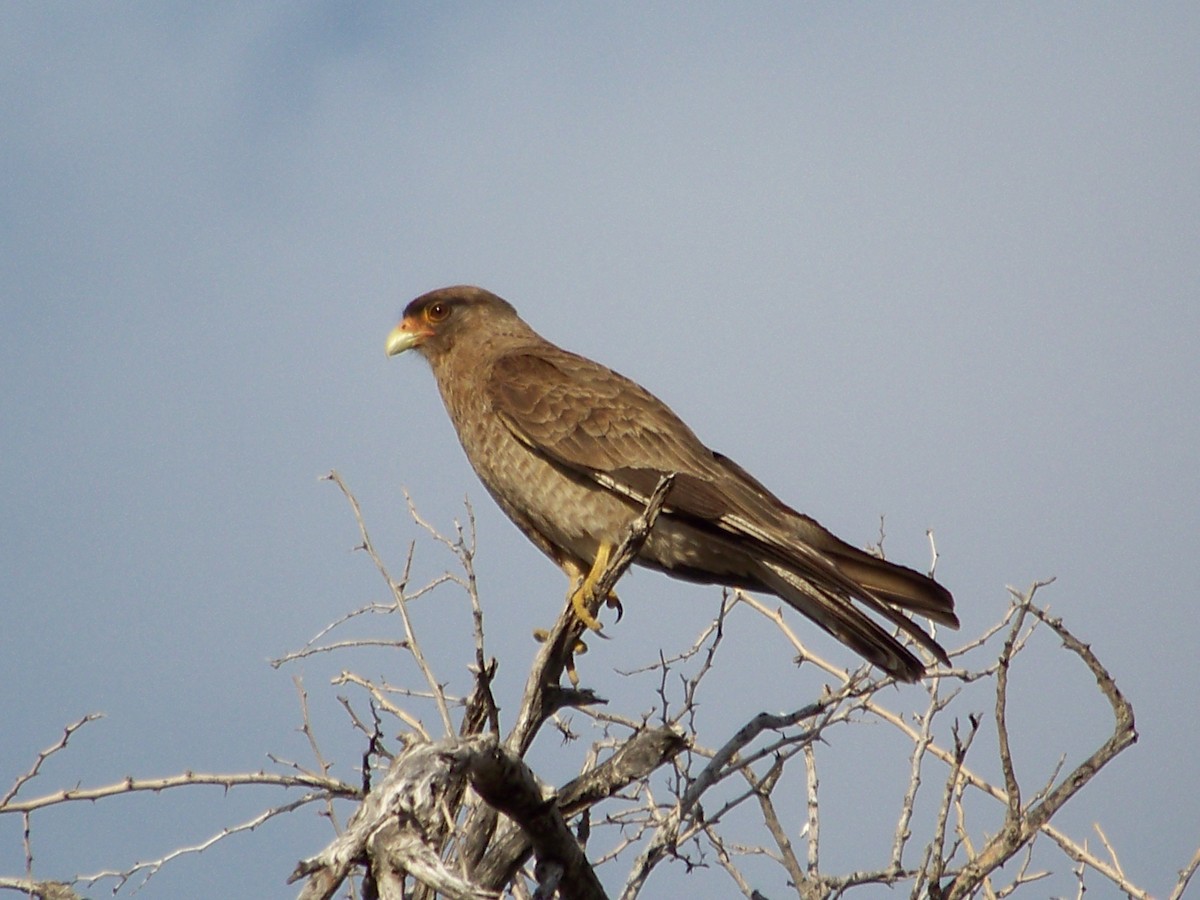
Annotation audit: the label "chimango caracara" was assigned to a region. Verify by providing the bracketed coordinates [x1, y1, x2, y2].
[386, 286, 957, 681]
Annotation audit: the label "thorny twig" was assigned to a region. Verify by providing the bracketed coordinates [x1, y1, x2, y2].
[324, 469, 456, 738]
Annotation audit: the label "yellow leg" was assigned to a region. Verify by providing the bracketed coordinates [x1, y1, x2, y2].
[568, 542, 614, 632]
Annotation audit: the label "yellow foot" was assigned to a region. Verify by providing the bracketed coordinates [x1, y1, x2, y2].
[532, 628, 588, 685]
[532, 627, 588, 656]
[568, 542, 615, 632]
[565, 647, 583, 687]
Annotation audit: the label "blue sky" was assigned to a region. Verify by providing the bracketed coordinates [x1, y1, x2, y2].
[3, 5, 1198, 897]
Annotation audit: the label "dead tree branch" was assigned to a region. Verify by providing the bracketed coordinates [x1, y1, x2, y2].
[2, 477, 1182, 900]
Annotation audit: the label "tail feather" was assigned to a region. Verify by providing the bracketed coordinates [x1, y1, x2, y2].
[649, 454, 958, 680]
[828, 552, 959, 628]
[757, 559, 935, 681]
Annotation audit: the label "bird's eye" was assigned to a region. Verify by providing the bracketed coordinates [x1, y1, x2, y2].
[426, 302, 450, 323]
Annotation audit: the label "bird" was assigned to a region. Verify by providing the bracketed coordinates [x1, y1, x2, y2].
[386, 285, 958, 681]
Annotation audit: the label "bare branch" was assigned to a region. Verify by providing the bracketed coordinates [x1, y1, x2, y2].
[943, 585, 1138, 900]
[324, 469, 456, 737]
[803, 742, 821, 881]
[77, 793, 329, 894]
[744, 753, 810, 895]
[1, 714, 103, 808]
[464, 739, 606, 900]
[473, 729, 687, 888]
[291, 737, 488, 900]
[0, 877, 82, 900]
[1169, 844, 1200, 900]
[2, 769, 355, 815]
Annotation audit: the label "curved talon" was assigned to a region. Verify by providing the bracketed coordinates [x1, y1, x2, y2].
[605, 591, 624, 622]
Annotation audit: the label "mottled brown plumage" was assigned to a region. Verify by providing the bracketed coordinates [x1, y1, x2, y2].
[386, 285, 958, 681]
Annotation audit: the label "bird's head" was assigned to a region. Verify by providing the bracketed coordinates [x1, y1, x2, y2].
[386, 285, 522, 362]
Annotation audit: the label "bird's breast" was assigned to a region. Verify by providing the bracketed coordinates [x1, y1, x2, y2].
[441, 382, 637, 562]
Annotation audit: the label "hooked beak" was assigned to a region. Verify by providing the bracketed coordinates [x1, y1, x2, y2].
[386, 319, 426, 357]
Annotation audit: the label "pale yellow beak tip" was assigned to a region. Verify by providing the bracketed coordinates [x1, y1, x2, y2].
[386, 324, 419, 357]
